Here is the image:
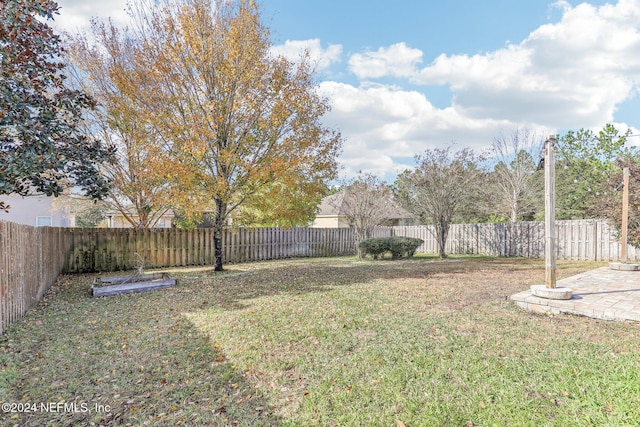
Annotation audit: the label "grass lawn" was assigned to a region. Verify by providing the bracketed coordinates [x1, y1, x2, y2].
[1, 256, 640, 426]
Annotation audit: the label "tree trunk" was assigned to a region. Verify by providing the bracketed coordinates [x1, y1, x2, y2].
[510, 189, 518, 222]
[437, 216, 449, 259]
[356, 228, 368, 259]
[214, 198, 227, 271]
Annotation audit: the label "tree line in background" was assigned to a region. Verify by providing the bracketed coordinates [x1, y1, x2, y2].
[1, 0, 639, 265]
[342, 126, 639, 258]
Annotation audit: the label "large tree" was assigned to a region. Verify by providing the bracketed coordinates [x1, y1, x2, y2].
[107, 0, 342, 269]
[66, 21, 175, 228]
[489, 128, 544, 222]
[0, 0, 113, 207]
[556, 124, 633, 219]
[395, 146, 485, 258]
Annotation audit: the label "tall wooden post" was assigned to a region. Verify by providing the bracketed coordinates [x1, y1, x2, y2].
[621, 167, 630, 263]
[545, 135, 557, 288]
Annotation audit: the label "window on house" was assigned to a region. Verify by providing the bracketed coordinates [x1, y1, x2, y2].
[36, 216, 52, 227]
[155, 219, 166, 228]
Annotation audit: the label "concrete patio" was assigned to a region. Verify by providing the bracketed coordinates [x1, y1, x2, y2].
[511, 266, 640, 322]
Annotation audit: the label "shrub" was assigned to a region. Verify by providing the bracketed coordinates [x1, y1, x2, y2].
[358, 237, 388, 259]
[359, 237, 424, 260]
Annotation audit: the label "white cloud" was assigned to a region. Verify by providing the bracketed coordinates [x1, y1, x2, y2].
[313, 0, 640, 180]
[270, 39, 342, 71]
[413, 0, 640, 129]
[318, 81, 534, 181]
[53, 0, 130, 33]
[348, 42, 423, 79]
[318, 81, 529, 151]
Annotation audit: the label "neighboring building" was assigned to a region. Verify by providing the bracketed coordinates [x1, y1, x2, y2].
[0, 194, 174, 229]
[311, 192, 415, 228]
[311, 193, 351, 228]
[0, 193, 75, 227]
[100, 210, 174, 228]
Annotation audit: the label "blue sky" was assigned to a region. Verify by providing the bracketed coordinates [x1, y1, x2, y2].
[54, 0, 640, 181]
[264, 1, 570, 58]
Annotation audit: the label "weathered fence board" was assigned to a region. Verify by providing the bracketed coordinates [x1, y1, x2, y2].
[382, 221, 639, 261]
[0, 222, 69, 334]
[55, 227, 359, 273]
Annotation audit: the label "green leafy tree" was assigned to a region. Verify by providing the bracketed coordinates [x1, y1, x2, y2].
[556, 124, 633, 219]
[0, 0, 114, 208]
[395, 146, 486, 258]
[230, 180, 328, 228]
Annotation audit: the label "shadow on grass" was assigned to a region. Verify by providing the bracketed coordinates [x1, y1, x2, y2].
[0, 256, 602, 426]
[13, 256, 503, 425]
[161, 256, 547, 311]
[0, 275, 281, 426]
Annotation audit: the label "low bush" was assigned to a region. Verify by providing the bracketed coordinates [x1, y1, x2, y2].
[359, 237, 424, 259]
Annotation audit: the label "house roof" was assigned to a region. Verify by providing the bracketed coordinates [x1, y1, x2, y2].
[316, 192, 347, 216]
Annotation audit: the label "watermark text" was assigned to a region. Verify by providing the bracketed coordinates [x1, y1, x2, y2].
[2, 401, 111, 414]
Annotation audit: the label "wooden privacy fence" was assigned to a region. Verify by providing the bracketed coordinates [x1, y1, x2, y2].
[383, 220, 640, 261]
[2, 218, 639, 333]
[61, 227, 357, 273]
[0, 221, 68, 334]
[59, 220, 639, 273]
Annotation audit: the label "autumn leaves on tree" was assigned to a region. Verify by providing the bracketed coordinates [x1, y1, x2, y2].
[68, 0, 343, 269]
